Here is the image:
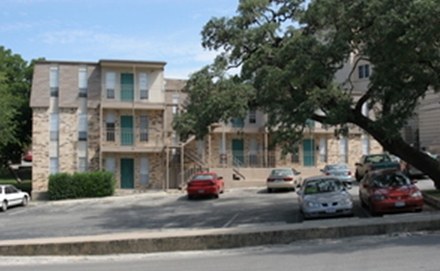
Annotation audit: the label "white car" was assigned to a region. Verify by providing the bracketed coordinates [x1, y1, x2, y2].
[266, 168, 302, 192]
[0, 185, 30, 212]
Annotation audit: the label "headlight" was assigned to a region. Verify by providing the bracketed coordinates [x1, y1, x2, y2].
[411, 191, 422, 198]
[372, 194, 386, 201]
[340, 197, 353, 205]
[304, 201, 320, 208]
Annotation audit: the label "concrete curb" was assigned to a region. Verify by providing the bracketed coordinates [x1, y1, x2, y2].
[423, 192, 440, 209]
[1, 213, 440, 256]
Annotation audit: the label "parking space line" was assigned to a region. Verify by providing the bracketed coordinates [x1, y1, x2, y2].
[222, 213, 239, 228]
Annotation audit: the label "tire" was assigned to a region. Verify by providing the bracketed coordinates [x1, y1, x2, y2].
[187, 195, 193, 200]
[21, 196, 28, 207]
[369, 201, 379, 216]
[1, 201, 7, 212]
[214, 193, 219, 199]
[267, 188, 273, 193]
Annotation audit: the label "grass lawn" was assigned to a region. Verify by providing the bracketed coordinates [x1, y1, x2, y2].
[0, 171, 32, 194]
[424, 189, 440, 199]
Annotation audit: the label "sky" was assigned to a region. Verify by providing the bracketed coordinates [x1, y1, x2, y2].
[0, 0, 241, 79]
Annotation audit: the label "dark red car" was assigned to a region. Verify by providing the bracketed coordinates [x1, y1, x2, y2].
[359, 169, 423, 215]
[186, 172, 225, 199]
[23, 150, 32, 162]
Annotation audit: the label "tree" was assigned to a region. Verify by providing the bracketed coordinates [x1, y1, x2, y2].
[173, 0, 440, 188]
[0, 46, 34, 167]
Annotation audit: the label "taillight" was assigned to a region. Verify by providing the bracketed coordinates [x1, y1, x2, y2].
[267, 178, 275, 182]
[325, 172, 330, 176]
[347, 171, 352, 175]
[187, 182, 193, 187]
[283, 177, 293, 181]
[210, 181, 216, 186]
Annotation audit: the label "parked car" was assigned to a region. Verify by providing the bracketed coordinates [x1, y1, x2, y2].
[0, 185, 30, 212]
[186, 172, 225, 199]
[23, 150, 32, 162]
[266, 168, 302, 193]
[354, 153, 400, 181]
[320, 163, 353, 185]
[297, 176, 354, 219]
[359, 169, 424, 215]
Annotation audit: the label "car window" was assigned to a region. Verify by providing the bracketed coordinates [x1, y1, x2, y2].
[366, 155, 391, 163]
[271, 169, 292, 176]
[327, 164, 348, 170]
[304, 179, 343, 194]
[371, 173, 411, 187]
[192, 174, 214, 181]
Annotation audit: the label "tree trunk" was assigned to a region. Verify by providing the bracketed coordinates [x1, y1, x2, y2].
[353, 113, 440, 189]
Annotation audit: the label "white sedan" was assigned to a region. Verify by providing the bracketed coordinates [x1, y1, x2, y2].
[0, 185, 30, 212]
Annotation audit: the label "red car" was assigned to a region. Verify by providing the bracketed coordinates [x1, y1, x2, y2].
[186, 172, 225, 199]
[23, 150, 32, 162]
[359, 169, 423, 215]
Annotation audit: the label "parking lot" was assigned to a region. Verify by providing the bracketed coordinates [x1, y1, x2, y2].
[0, 178, 437, 242]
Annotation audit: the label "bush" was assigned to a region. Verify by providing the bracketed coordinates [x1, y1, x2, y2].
[48, 171, 115, 200]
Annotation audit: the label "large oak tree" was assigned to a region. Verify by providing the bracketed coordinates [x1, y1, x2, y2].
[173, 0, 440, 188]
[0, 46, 34, 167]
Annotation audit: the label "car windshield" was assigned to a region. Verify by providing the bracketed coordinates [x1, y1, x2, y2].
[326, 164, 348, 170]
[192, 174, 214, 181]
[371, 173, 411, 187]
[304, 179, 344, 194]
[365, 155, 391, 163]
[270, 169, 292, 176]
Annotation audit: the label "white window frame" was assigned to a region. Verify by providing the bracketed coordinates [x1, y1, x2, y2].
[362, 135, 370, 155]
[172, 96, 179, 114]
[78, 114, 88, 141]
[139, 73, 149, 100]
[105, 157, 116, 174]
[49, 113, 59, 141]
[78, 67, 87, 96]
[106, 72, 116, 99]
[106, 113, 116, 142]
[139, 115, 149, 142]
[339, 137, 348, 163]
[50, 66, 59, 97]
[140, 157, 149, 185]
[249, 109, 257, 124]
[319, 137, 327, 163]
[49, 157, 59, 175]
[358, 64, 370, 79]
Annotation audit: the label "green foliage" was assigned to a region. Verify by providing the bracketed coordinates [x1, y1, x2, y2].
[0, 180, 32, 195]
[0, 46, 37, 167]
[48, 172, 115, 200]
[174, 0, 440, 150]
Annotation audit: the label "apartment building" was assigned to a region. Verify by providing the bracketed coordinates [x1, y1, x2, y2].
[30, 58, 382, 198]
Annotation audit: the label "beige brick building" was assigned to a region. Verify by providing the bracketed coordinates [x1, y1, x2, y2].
[30, 59, 382, 199]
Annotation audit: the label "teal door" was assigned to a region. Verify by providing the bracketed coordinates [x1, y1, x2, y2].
[302, 139, 315, 166]
[120, 116, 134, 146]
[121, 73, 134, 101]
[232, 139, 244, 166]
[120, 158, 134, 188]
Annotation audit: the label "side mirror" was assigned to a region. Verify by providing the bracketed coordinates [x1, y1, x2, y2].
[355, 163, 362, 167]
[344, 183, 352, 190]
[218, 176, 223, 180]
[296, 190, 304, 195]
[320, 169, 324, 172]
[295, 171, 301, 175]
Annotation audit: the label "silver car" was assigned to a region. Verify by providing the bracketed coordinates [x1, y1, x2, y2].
[320, 163, 353, 185]
[266, 168, 302, 193]
[297, 176, 354, 219]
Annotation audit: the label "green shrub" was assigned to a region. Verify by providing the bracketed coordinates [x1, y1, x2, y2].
[48, 171, 115, 200]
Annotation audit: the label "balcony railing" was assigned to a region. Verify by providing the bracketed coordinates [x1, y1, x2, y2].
[103, 127, 164, 147]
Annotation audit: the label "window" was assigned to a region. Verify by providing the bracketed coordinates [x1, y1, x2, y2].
[362, 135, 370, 155]
[106, 72, 116, 99]
[139, 73, 149, 100]
[231, 117, 244, 127]
[249, 110, 256, 124]
[49, 113, 59, 141]
[78, 114, 88, 141]
[249, 138, 258, 165]
[358, 64, 370, 79]
[106, 113, 115, 142]
[319, 137, 327, 163]
[339, 137, 348, 163]
[105, 157, 116, 175]
[305, 119, 315, 128]
[50, 157, 59, 175]
[78, 157, 87, 173]
[291, 143, 299, 163]
[140, 157, 149, 185]
[140, 115, 149, 142]
[172, 96, 179, 114]
[78, 67, 87, 98]
[50, 67, 59, 97]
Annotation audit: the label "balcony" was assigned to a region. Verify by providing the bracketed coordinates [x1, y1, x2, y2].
[101, 127, 165, 153]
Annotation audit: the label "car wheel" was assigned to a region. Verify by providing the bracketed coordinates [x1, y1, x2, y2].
[1, 201, 7, 212]
[267, 188, 273, 193]
[187, 195, 193, 200]
[368, 201, 379, 216]
[21, 196, 28, 207]
[214, 193, 219, 199]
